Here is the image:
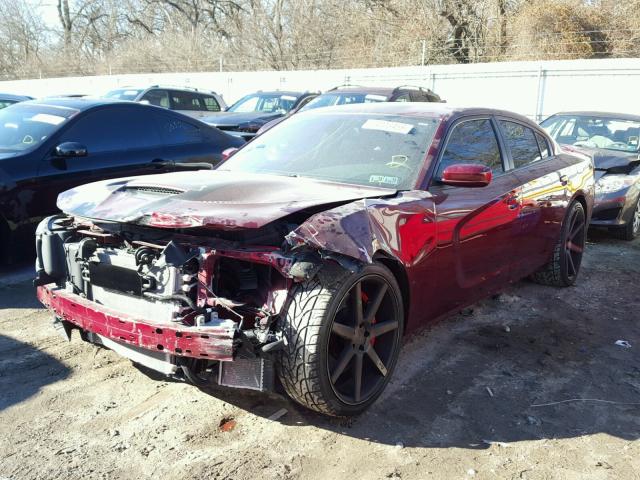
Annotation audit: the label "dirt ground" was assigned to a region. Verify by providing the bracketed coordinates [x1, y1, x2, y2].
[1, 231, 639, 480]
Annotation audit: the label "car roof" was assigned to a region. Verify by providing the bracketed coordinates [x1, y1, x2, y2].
[0, 93, 33, 101]
[548, 111, 640, 122]
[246, 91, 307, 97]
[326, 86, 395, 96]
[21, 97, 142, 111]
[304, 101, 536, 124]
[108, 85, 219, 95]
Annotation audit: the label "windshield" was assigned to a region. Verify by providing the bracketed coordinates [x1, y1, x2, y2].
[227, 94, 299, 114]
[103, 88, 143, 101]
[220, 111, 438, 189]
[541, 114, 640, 153]
[0, 104, 79, 153]
[300, 92, 389, 112]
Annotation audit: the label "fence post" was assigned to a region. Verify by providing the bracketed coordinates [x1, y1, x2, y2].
[535, 64, 546, 121]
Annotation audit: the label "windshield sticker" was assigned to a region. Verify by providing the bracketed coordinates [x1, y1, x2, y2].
[369, 174, 399, 185]
[362, 119, 414, 135]
[30, 113, 66, 125]
[281, 95, 297, 101]
[124, 90, 140, 95]
[365, 94, 387, 102]
[387, 155, 409, 168]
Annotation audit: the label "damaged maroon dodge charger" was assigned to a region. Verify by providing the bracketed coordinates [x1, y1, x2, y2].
[35, 103, 594, 416]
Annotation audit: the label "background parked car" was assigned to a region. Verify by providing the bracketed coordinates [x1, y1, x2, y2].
[0, 97, 244, 262]
[103, 86, 227, 119]
[201, 90, 317, 140]
[257, 85, 443, 134]
[0, 93, 34, 109]
[541, 111, 640, 240]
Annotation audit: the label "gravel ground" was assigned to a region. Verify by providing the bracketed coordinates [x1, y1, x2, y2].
[1, 231, 639, 480]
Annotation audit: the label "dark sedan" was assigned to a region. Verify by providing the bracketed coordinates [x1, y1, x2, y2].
[35, 103, 594, 416]
[0, 98, 244, 261]
[200, 91, 317, 140]
[541, 111, 640, 240]
[0, 93, 34, 109]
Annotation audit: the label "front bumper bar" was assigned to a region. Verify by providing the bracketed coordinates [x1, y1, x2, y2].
[37, 284, 236, 361]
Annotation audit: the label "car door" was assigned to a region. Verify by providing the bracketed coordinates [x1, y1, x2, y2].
[152, 110, 226, 166]
[427, 116, 523, 315]
[139, 89, 171, 109]
[496, 118, 567, 278]
[36, 105, 166, 209]
[169, 90, 204, 119]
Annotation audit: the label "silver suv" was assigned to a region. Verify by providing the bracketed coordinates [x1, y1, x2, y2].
[103, 86, 227, 119]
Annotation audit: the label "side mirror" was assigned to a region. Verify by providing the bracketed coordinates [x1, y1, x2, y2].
[441, 164, 492, 187]
[55, 142, 87, 158]
[221, 147, 239, 161]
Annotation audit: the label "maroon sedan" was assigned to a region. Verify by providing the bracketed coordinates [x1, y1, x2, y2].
[35, 103, 594, 416]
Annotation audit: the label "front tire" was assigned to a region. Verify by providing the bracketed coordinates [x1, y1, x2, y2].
[532, 201, 586, 287]
[276, 263, 404, 416]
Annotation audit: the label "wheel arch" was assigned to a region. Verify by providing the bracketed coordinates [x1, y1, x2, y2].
[372, 251, 410, 333]
[571, 193, 589, 221]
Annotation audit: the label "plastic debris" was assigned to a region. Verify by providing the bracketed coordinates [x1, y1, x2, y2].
[219, 417, 237, 432]
[615, 340, 632, 348]
[267, 408, 288, 421]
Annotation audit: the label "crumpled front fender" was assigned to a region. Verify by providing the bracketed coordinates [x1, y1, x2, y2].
[286, 191, 437, 268]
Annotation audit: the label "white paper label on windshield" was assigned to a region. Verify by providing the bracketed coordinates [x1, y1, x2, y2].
[281, 95, 297, 101]
[369, 174, 399, 185]
[365, 94, 387, 102]
[30, 113, 66, 125]
[362, 119, 413, 135]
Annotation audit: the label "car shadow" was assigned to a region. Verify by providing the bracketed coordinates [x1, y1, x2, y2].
[185, 278, 640, 449]
[0, 333, 71, 412]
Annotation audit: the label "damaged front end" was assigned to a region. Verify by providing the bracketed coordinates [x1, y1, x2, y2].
[34, 214, 319, 392]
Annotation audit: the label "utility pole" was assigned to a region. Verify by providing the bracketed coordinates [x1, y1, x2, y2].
[421, 40, 427, 66]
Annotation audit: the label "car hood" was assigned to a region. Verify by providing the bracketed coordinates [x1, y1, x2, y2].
[57, 170, 395, 230]
[561, 144, 640, 171]
[200, 111, 283, 127]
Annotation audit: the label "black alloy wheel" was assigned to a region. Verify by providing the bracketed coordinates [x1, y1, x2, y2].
[327, 275, 402, 405]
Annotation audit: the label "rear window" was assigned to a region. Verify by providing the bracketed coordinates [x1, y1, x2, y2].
[499, 120, 542, 168]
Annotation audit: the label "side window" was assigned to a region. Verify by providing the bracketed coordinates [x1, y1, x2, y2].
[60, 107, 162, 153]
[141, 89, 170, 108]
[201, 95, 221, 112]
[394, 93, 411, 102]
[535, 132, 550, 158]
[170, 91, 202, 111]
[437, 118, 503, 177]
[499, 120, 542, 168]
[154, 112, 202, 144]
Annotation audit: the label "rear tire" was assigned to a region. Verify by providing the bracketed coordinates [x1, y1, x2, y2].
[276, 263, 404, 417]
[532, 201, 586, 287]
[613, 195, 640, 241]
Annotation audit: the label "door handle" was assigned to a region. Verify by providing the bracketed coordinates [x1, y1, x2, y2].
[560, 175, 569, 186]
[503, 191, 520, 210]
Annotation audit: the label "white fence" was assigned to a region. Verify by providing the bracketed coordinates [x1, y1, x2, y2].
[1, 57, 640, 121]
